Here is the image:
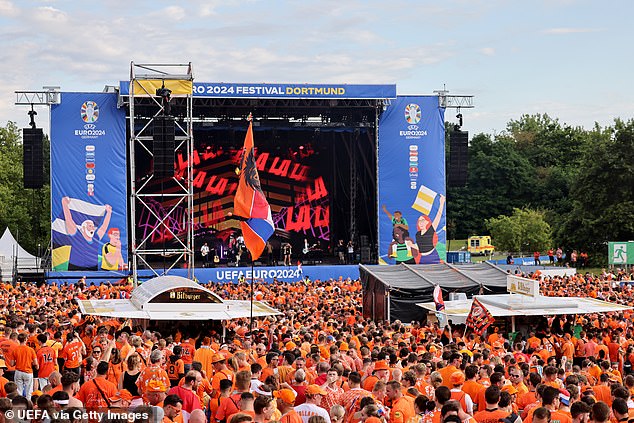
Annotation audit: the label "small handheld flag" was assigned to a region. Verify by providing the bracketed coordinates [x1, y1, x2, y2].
[465, 298, 495, 335]
[433, 284, 447, 327]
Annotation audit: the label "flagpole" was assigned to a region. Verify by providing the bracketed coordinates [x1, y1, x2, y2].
[247, 112, 254, 333]
[250, 258, 254, 333]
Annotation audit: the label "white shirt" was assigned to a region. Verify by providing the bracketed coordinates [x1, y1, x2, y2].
[294, 403, 331, 423]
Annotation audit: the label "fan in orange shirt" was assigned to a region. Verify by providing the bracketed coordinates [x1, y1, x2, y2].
[11, 333, 38, 397]
[60, 333, 85, 372]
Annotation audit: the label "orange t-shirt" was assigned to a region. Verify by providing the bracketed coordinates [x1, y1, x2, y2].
[0, 376, 8, 397]
[212, 368, 234, 392]
[180, 342, 196, 365]
[215, 393, 241, 422]
[137, 365, 171, 396]
[474, 408, 509, 423]
[36, 345, 56, 378]
[13, 345, 37, 373]
[391, 396, 415, 423]
[193, 347, 215, 378]
[167, 359, 185, 381]
[280, 410, 303, 423]
[463, 380, 485, 409]
[61, 341, 83, 369]
[0, 339, 18, 371]
[76, 377, 118, 409]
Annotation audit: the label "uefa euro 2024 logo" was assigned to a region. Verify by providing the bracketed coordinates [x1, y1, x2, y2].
[405, 103, 421, 124]
[81, 101, 99, 123]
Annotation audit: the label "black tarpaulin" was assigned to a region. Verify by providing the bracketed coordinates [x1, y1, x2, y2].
[360, 262, 508, 322]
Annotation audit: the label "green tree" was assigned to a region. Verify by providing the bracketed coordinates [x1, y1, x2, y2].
[0, 121, 50, 254]
[486, 208, 552, 254]
[561, 119, 634, 261]
[446, 132, 536, 238]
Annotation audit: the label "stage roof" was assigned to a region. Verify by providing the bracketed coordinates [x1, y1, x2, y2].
[418, 294, 632, 320]
[77, 275, 281, 320]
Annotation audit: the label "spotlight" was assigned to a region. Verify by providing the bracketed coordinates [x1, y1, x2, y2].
[456, 113, 463, 128]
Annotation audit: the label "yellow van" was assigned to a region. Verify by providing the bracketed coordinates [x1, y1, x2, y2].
[468, 236, 495, 256]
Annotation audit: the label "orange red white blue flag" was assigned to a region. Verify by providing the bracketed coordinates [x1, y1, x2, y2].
[233, 118, 275, 261]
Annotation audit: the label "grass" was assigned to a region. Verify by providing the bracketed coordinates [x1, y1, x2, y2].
[448, 239, 467, 251]
[447, 240, 609, 272]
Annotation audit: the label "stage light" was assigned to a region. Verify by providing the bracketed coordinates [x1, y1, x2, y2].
[456, 112, 463, 128]
[299, 145, 304, 150]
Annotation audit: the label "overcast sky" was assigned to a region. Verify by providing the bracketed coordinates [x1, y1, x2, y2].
[1, 0, 632, 136]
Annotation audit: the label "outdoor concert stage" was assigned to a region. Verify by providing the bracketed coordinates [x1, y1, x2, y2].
[48, 73, 448, 281]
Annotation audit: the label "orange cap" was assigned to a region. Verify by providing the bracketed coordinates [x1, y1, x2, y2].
[339, 342, 349, 351]
[147, 380, 167, 393]
[285, 341, 297, 350]
[274, 388, 296, 404]
[502, 385, 518, 395]
[450, 371, 465, 385]
[305, 384, 327, 396]
[212, 353, 226, 363]
[110, 389, 133, 402]
[373, 360, 389, 372]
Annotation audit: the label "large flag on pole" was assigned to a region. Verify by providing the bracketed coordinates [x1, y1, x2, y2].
[233, 116, 275, 261]
[465, 297, 495, 335]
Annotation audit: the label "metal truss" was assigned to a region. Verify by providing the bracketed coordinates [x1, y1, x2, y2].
[128, 63, 194, 284]
[433, 90, 475, 109]
[15, 87, 61, 105]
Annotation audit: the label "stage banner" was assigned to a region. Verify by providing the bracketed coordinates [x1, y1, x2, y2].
[120, 82, 397, 99]
[46, 264, 361, 285]
[378, 96, 446, 265]
[50, 93, 128, 271]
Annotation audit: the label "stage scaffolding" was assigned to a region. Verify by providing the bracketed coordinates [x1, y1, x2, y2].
[127, 63, 194, 284]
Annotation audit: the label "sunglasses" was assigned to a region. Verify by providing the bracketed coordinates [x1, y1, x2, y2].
[93, 350, 102, 354]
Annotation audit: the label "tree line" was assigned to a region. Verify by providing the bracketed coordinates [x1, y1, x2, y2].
[1, 114, 633, 266]
[446, 114, 634, 265]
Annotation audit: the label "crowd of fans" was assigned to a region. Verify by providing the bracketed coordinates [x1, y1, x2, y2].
[0, 267, 632, 423]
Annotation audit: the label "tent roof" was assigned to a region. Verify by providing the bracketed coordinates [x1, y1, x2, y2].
[418, 294, 633, 318]
[360, 262, 508, 291]
[130, 275, 224, 309]
[77, 275, 281, 320]
[0, 228, 36, 260]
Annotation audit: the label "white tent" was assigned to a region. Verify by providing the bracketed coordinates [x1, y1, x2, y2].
[418, 274, 633, 328]
[76, 275, 282, 320]
[0, 228, 40, 281]
[418, 294, 633, 323]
